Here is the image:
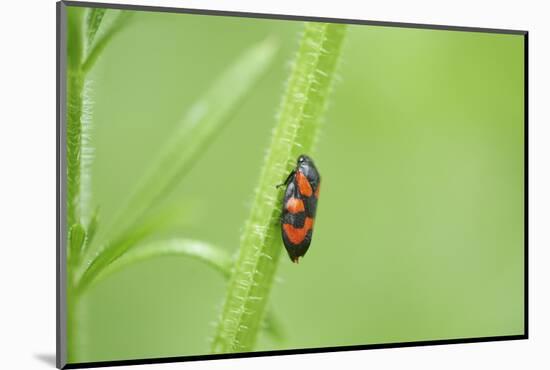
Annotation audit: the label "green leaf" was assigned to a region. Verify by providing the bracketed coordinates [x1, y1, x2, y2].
[85, 38, 278, 273]
[85, 8, 106, 49]
[212, 22, 347, 353]
[77, 200, 199, 289]
[85, 207, 100, 249]
[69, 223, 86, 263]
[83, 237, 285, 342]
[81, 10, 134, 73]
[111, 38, 277, 234]
[90, 239, 234, 288]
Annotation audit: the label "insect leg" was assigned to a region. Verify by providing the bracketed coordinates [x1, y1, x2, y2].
[276, 169, 296, 189]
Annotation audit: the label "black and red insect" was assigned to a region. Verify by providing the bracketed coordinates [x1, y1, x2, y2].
[277, 155, 321, 263]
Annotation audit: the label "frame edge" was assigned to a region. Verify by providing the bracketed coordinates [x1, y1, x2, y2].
[57, 1, 68, 369]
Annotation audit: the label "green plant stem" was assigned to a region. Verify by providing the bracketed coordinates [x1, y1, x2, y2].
[66, 8, 85, 357]
[66, 284, 80, 363]
[65, 9, 95, 362]
[66, 69, 86, 363]
[65, 8, 137, 362]
[66, 71, 83, 230]
[211, 22, 346, 353]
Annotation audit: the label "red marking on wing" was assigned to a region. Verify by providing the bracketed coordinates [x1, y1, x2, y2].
[286, 197, 305, 213]
[296, 171, 313, 197]
[314, 182, 320, 198]
[283, 217, 314, 245]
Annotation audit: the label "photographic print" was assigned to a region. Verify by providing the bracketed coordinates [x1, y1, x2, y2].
[57, 1, 526, 367]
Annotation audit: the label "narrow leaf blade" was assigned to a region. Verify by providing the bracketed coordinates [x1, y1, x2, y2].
[77, 200, 199, 288]
[85, 8, 106, 48]
[84, 237, 285, 343]
[83, 39, 279, 283]
[69, 223, 86, 263]
[112, 38, 279, 232]
[81, 10, 134, 72]
[84, 207, 100, 250]
[90, 239, 233, 289]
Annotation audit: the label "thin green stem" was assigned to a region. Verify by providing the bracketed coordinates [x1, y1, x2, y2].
[66, 7, 84, 231]
[211, 22, 346, 353]
[65, 7, 139, 362]
[66, 8, 86, 363]
[66, 284, 81, 363]
[66, 71, 83, 230]
[66, 69, 86, 364]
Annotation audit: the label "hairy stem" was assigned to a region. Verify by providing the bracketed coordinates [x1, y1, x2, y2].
[65, 6, 140, 363]
[66, 71, 83, 230]
[66, 283, 82, 363]
[211, 22, 346, 353]
[66, 75, 88, 365]
[66, 47, 85, 368]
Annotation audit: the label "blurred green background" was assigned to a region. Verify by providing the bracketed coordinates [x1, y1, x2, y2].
[69, 6, 524, 363]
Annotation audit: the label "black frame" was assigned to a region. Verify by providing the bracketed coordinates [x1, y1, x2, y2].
[56, 1, 529, 368]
